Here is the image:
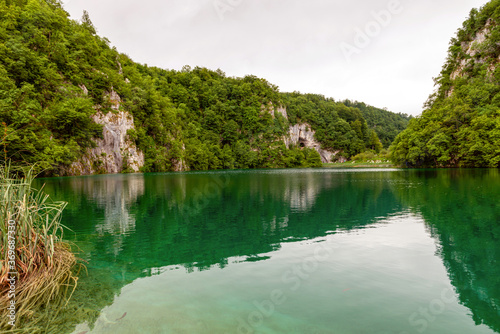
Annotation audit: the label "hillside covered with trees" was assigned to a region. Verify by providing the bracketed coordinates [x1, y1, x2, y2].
[0, 0, 410, 175]
[391, 0, 500, 168]
[281, 93, 410, 157]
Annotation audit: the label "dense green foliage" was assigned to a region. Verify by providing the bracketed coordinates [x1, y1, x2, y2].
[123, 65, 325, 171]
[350, 149, 391, 163]
[282, 93, 382, 158]
[281, 93, 410, 157]
[341, 100, 411, 148]
[0, 0, 105, 171]
[0, 0, 408, 174]
[391, 0, 500, 168]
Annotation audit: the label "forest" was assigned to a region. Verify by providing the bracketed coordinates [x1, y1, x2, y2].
[390, 0, 500, 168]
[0, 0, 411, 175]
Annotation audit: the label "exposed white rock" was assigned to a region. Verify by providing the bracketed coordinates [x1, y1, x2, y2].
[63, 90, 144, 175]
[450, 58, 470, 81]
[262, 104, 345, 163]
[106, 88, 121, 111]
[262, 103, 288, 119]
[173, 143, 188, 172]
[117, 58, 123, 75]
[79, 84, 88, 96]
[450, 21, 492, 82]
[271, 105, 288, 119]
[277, 106, 288, 119]
[466, 28, 489, 56]
[284, 123, 344, 163]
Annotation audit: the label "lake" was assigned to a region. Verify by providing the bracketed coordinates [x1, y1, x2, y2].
[35, 168, 500, 334]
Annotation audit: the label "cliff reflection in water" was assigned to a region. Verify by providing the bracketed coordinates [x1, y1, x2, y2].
[393, 169, 500, 333]
[44, 170, 403, 272]
[37, 169, 500, 334]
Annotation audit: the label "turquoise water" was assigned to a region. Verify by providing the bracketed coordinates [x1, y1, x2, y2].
[36, 169, 500, 334]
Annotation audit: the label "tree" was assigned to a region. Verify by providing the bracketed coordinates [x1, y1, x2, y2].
[81, 10, 96, 34]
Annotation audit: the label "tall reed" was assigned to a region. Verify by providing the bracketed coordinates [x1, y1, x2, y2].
[0, 164, 78, 333]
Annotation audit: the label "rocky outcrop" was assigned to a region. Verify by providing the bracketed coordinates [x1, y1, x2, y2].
[262, 102, 288, 119]
[284, 123, 344, 163]
[63, 90, 144, 176]
[448, 19, 493, 94]
[270, 105, 288, 119]
[173, 144, 188, 172]
[261, 104, 344, 163]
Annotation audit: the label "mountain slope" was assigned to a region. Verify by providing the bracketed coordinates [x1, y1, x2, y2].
[341, 100, 411, 148]
[391, 0, 500, 168]
[0, 0, 408, 175]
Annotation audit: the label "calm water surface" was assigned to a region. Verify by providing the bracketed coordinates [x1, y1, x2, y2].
[36, 169, 500, 334]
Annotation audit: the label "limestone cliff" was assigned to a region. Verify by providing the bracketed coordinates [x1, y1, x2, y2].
[268, 104, 288, 119]
[272, 104, 343, 163]
[62, 90, 145, 176]
[172, 144, 188, 172]
[447, 18, 494, 97]
[284, 123, 343, 163]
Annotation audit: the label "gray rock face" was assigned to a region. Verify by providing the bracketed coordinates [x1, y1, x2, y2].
[63, 90, 145, 175]
[268, 105, 288, 119]
[284, 122, 343, 163]
[264, 104, 344, 163]
[78, 84, 88, 96]
[262, 102, 288, 119]
[172, 144, 188, 172]
[448, 19, 493, 96]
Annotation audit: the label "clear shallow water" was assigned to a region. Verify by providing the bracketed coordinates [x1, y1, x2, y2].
[35, 169, 500, 334]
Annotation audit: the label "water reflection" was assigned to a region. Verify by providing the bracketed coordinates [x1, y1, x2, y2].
[52, 174, 144, 257]
[392, 169, 500, 333]
[35, 169, 500, 334]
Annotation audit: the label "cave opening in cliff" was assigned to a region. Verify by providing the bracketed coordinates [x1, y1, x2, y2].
[299, 138, 306, 148]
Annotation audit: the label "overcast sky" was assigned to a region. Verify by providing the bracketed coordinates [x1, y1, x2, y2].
[61, 0, 489, 116]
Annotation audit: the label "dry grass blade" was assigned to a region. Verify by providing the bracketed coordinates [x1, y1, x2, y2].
[0, 164, 79, 333]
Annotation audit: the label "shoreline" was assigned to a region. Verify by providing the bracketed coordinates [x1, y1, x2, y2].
[323, 163, 395, 168]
